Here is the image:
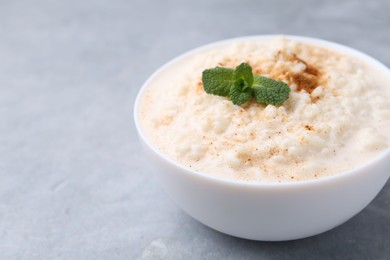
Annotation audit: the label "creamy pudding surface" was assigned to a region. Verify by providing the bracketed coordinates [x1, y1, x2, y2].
[139, 37, 390, 182]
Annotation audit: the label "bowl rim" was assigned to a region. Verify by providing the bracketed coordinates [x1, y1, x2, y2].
[133, 34, 390, 188]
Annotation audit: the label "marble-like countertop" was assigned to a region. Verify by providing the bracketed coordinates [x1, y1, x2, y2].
[1, 0, 389, 259]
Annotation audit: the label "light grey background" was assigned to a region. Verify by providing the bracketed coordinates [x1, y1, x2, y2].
[1, 0, 389, 259]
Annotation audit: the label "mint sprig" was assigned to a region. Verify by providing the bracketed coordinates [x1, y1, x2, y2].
[202, 63, 290, 106]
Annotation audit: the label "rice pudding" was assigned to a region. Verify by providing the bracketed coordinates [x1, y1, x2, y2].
[138, 36, 390, 182]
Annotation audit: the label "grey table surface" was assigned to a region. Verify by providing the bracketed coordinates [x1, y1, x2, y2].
[1, 0, 389, 259]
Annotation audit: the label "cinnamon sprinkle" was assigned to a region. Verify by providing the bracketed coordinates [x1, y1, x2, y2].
[271, 51, 325, 94]
[292, 58, 321, 94]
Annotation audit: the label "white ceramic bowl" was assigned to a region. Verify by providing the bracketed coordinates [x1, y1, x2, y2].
[134, 35, 390, 241]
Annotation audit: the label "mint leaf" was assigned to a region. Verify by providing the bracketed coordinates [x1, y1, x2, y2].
[202, 67, 234, 97]
[252, 76, 291, 105]
[234, 62, 253, 87]
[201, 62, 291, 106]
[230, 79, 252, 105]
